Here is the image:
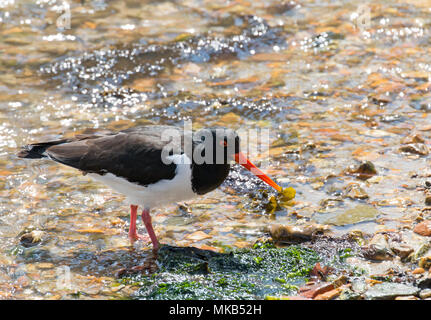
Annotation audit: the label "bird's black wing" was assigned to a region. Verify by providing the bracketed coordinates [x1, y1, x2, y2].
[24, 126, 183, 186]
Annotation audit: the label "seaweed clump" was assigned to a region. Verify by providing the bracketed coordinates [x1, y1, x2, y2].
[119, 244, 319, 300]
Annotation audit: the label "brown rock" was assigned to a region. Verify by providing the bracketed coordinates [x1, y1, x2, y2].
[402, 134, 426, 144]
[390, 243, 414, 259]
[310, 263, 331, 280]
[412, 267, 425, 274]
[314, 287, 343, 300]
[345, 161, 378, 180]
[419, 256, 431, 269]
[425, 196, 431, 206]
[19, 230, 45, 247]
[299, 282, 335, 299]
[414, 221, 431, 236]
[399, 143, 429, 156]
[362, 233, 394, 261]
[269, 224, 328, 243]
[343, 183, 369, 200]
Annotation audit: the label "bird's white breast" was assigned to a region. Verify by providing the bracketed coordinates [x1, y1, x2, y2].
[87, 154, 197, 208]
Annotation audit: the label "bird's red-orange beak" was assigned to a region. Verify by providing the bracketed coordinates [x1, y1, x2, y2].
[234, 152, 282, 192]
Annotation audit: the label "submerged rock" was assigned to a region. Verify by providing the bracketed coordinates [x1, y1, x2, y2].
[410, 243, 431, 262]
[389, 243, 414, 260]
[19, 230, 45, 248]
[343, 183, 369, 200]
[269, 224, 329, 243]
[401, 134, 426, 144]
[418, 256, 431, 269]
[345, 161, 378, 180]
[322, 204, 379, 226]
[399, 143, 429, 156]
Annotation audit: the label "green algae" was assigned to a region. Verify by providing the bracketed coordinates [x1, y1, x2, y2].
[119, 244, 319, 300]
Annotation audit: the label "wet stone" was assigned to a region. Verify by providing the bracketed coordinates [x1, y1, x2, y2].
[418, 256, 431, 269]
[364, 283, 420, 300]
[269, 224, 328, 243]
[343, 183, 369, 200]
[298, 282, 335, 299]
[345, 161, 378, 180]
[402, 134, 426, 144]
[19, 230, 45, 247]
[361, 233, 394, 261]
[322, 204, 379, 226]
[419, 289, 431, 299]
[399, 143, 429, 156]
[413, 221, 431, 236]
[412, 267, 425, 275]
[390, 243, 414, 260]
[417, 276, 431, 290]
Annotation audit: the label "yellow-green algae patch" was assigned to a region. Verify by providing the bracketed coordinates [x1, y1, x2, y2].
[119, 243, 319, 300]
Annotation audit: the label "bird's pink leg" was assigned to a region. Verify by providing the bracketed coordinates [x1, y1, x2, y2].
[128, 205, 149, 243]
[141, 208, 159, 251]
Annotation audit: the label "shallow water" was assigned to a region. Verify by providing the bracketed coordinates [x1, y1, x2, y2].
[1, 0, 431, 299]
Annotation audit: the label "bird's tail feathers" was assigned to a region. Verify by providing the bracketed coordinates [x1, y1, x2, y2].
[17, 139, 70, 159]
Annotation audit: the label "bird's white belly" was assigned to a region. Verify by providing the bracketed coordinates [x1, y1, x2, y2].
[87, 154, 197, 208]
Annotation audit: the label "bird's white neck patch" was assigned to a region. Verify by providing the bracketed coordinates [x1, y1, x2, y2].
[88, 153, 196, 208]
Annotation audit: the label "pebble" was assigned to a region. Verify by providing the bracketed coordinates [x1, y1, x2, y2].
[414, 221, 431, 236]
[19, 230, 45, 247]
[417, 273, 431, 289]
[362, 233, 394, 261]
[314, 287, 343, 300]
[419, 289, 431, 299]
[343, 183, 369, 200]
[418, 256, 431, 269]
[412, 267, 425, 274]
[269, 224, 328, 243]
[390, 243, 413, 260]
[37, 263, 54, 269]
[402, 134, 426, 144]
[345, 161, 377, 180]
[399, 143, 429, 156]
[298, 282, 335, 299]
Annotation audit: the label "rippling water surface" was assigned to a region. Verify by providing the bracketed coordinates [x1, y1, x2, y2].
[1, 0, 431, 299]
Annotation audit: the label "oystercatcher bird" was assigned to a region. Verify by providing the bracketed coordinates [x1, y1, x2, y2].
[17, 125, 282, 250]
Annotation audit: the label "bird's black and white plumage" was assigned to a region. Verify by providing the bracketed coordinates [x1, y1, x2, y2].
[18, 125, 278, 251]
[18, 125, 239, 207]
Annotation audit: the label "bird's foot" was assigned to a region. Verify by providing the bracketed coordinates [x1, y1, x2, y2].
[115, 251, 159, 277]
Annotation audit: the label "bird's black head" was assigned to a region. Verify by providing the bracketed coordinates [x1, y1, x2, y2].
[191, 126, 282, 195]
[193, 127, 240, 165]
